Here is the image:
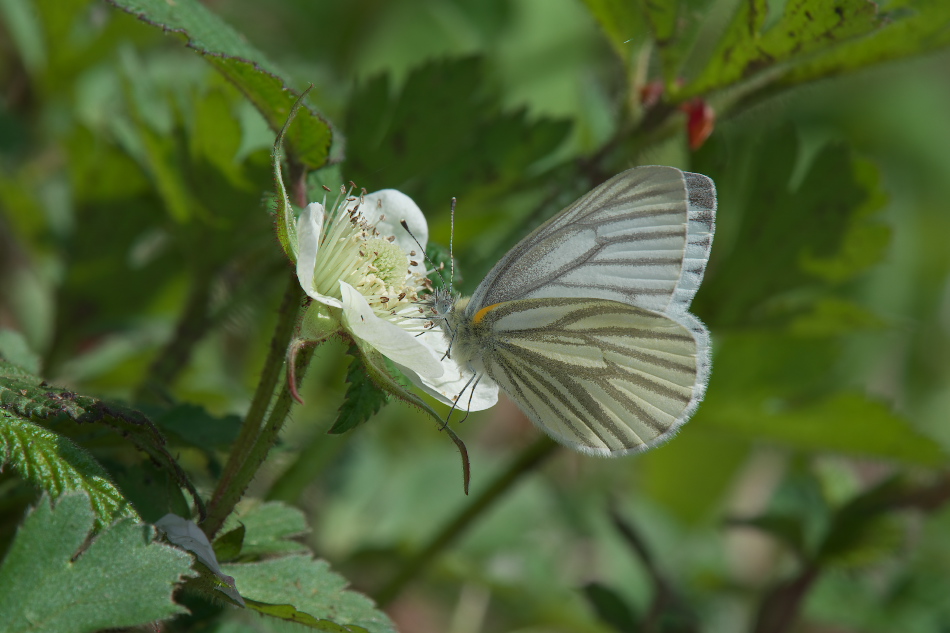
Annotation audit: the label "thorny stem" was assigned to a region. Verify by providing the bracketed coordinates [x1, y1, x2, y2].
[203, 274, 304, 537]
[374, 435, 559, 607]
[231, 342, 315, 505]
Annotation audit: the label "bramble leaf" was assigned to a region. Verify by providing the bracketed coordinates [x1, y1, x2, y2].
[221, 501, 309, 558]
[686, 0, 881, 97]
[0, 359, 205, 517]
[329, 346, 388, 435]
[0, 411, 137, 529]
[0, 492, 192, 632]
[106, 0, 332, 169]
[225, 555, 395, 633]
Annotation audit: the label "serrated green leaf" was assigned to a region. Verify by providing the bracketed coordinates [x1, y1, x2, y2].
[0, 411, 138, 529]
[213, 524, 246, 562]
[782, 0, 950, 89]
[0, 492, 192, 632]
[224, 555, 395, 633]
[798, 160, 891, 284]
[694, 125, 883, 327]
[329, 346, 388, 435]
[242, 599, 356, 631]
[0, 360, 205, 516]
[686, 0, 882, 97]
[344, 57, 569, 213]
[106, 0, 332, 169]
[220, 501, 309, 558]
[638, 0, 677, 45]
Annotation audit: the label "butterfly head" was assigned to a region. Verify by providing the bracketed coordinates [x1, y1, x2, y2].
[429, 287, 458, 320]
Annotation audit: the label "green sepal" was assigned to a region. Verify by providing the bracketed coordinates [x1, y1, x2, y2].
[273, 87, 315, 264]
[298, 300, 342, 343]
[351, 341, 471, 494]
[352, 343, 442, 427]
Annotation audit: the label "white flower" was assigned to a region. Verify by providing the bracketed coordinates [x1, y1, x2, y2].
[294, 189, 497, 411]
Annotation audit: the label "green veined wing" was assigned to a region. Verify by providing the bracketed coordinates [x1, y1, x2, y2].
[468, 166, 715, 317]
[458, 296, 708, 455]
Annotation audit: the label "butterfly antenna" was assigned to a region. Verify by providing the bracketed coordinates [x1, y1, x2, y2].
[449, 197, 456, 292]
[399, 219, 447, 289]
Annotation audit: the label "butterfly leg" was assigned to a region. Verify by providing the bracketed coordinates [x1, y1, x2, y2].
[443, 370, 478, 429]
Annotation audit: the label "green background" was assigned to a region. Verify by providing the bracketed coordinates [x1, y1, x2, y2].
[2, 0, 950, 631]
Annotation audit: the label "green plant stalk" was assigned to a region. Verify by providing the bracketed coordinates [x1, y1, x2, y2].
[374, 435, 559, 607]
[220, 343, 316, 513]
[203, 274, 303, 537]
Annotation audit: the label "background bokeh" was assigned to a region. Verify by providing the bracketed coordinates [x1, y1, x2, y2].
[2, 0, 950, 631]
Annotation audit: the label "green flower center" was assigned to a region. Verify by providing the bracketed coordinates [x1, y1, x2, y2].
[364, 238, 406, 287]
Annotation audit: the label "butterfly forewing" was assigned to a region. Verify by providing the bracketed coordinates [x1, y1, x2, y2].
[468, 166, 716, 316]
[471, 297, 707, 455]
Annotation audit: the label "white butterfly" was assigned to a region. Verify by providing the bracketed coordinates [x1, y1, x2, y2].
[429, 166, 716, 456]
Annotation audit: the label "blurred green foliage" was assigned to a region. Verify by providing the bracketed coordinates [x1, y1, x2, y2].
[2, 0, 950, 631]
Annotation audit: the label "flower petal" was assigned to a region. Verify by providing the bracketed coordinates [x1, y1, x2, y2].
[407, 329, 499, 411]
[340, 281, 444, 380]
[360, 189, 429, 276]
[295, 203, 342, 308]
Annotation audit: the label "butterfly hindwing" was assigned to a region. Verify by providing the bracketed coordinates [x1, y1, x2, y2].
[470, 297, 708, 455]
[469, 166, 716, 316]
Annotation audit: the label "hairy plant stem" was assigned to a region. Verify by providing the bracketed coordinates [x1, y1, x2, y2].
[374, 435, 559, 607]
[203, 274, 304, 537]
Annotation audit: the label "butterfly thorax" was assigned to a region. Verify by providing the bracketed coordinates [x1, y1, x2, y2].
[425, 289, 485, 372]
